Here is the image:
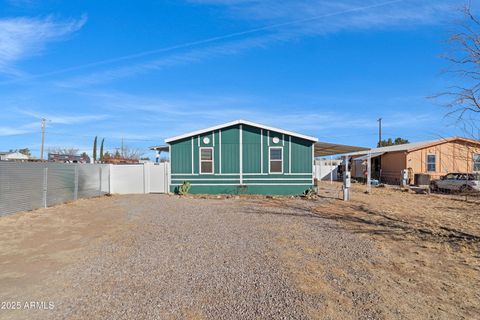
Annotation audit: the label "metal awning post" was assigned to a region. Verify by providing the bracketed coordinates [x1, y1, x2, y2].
[343, 155, 350, 201]
[330, 156, 333, 184]
[367, 151, 372, 194]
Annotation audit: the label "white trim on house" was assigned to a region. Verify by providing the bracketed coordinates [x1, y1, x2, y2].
[260, 129, 264, 174]
[199, 147, 214, 174]
[212, 131, 215, 147]
[171, 172, 311, 176]
[171, 177, 311, 181]
[172, 178, 238, 181]
[191, 137, 194, 174]
[311, 143, 315, 184]
[289, 136, 292, 174]
[170, 183, 312, 186]
[474, 153, 480, 172]
[239, 124, 243, 184]
[426, 153, 436, 172]
[243, 178, 312, 181]
[269, 146, 283, 174]
[219, 129, 222, 174]
[165, 120, 318, 143]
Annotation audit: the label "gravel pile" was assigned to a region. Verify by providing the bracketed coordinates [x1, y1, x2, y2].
[31, 195, 380, 320]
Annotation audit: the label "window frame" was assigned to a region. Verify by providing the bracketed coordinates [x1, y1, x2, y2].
[473, 153, 480, 172]
[426, 154, 436, 172]
[199, 147, 214, 174]
[269, 147, 283, 174]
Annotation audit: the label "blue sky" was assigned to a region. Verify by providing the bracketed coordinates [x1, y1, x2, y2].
[0, 0, 475, 158]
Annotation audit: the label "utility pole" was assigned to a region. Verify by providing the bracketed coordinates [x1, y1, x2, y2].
[377, 118, 382, 147]
[40, 118, 46, 161]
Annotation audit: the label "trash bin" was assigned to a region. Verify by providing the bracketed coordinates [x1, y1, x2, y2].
[414, 174, 430, 186]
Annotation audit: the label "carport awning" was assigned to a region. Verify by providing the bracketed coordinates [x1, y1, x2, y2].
[353, 152, 385, 161]
[314, 142, 369, 157]
[150, 145, 169, 152]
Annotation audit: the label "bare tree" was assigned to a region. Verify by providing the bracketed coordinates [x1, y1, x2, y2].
[438, 4, 480, 139]
[47, 147, 80, 155]
[121, 145, 144, 160]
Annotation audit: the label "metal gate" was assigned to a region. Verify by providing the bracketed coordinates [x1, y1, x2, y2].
[148, 162, 169, 193]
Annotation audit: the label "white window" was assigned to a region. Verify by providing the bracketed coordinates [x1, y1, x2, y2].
[200, 147, 213, 174]
[427, 154, 436, 172]
[474, 154, 480, 171]
[269, 147, 283, 173]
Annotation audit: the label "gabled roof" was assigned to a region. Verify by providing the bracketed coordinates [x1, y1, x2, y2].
[164, 119, 319, 143]
[344, 137, 480, 157]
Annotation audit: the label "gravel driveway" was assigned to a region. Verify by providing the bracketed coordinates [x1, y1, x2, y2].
[10, 195, 380, 320]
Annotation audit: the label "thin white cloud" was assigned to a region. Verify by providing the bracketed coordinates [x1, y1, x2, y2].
[0, 126, 31, 136]
[190, 0, 458, 28]
[79, 90, 436, 142]
[20, 110, 109, 125]
[0, 121, 39, 136]
[53, 0, 459, 87]
[0, 15, 87, 75]
[56, 34, 281, 88]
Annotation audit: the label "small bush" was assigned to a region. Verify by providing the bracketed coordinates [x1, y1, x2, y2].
[178, 181, 191, 195]
[303, 188, 316, 199]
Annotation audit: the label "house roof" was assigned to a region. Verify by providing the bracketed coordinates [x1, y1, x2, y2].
[353, 152, 385, 161]
[344, 137, 480, 157]
[164, 119, 319, 143]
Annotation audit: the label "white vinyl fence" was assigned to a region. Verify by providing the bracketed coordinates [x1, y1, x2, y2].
[314, 160, 341, 181]
[109, 162, 169, 194]
[0, 162, 169, 216]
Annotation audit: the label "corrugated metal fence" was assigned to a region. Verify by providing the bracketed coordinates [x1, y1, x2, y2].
[0, 162, 110, 216]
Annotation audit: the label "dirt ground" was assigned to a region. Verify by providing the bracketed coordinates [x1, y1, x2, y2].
[0, 186, 478, 319]
[0, 196, 132, 299]
[283, 182, 480, 319]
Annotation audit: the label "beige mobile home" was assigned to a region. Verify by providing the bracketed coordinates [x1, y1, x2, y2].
[347, 137, 480, 184]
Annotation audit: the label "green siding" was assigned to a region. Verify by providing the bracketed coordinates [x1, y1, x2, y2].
[291, 136, 313, 173]
[170, 137, 192, 174]
[221, 125, 240, 173]
[169, 123, 314, 195]
[243, 125, 261, 173]
[193, 136, 199, 174]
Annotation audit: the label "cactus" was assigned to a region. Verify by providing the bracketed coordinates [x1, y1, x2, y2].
[178, 181, 191, 195]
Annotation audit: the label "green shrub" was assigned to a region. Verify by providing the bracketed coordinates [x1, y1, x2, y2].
[178, 181, 191, 195]
[303, 188, 316, 199]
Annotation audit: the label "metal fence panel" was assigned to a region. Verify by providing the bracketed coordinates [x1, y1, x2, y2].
[0, 162, 45, 215]
[46, 163, 76, 206]
[0, 162, 111, 216]
[78, 164, 108, 198]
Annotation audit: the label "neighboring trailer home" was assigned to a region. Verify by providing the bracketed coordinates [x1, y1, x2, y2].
[347, 137, 480, 184]
[0, 152, 29, 161]
[164, 120, 318, 195]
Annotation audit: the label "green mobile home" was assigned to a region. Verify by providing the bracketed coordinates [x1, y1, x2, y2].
[165, 120, 318, 195]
